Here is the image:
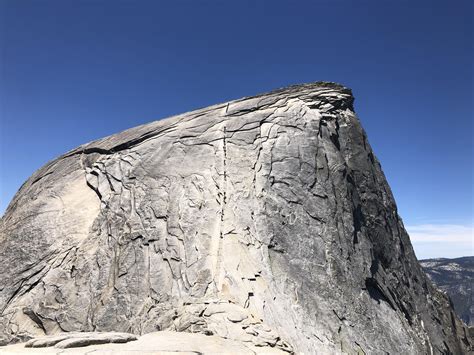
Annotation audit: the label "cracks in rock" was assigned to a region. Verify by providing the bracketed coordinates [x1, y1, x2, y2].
[225, 104, 271, 117]
[387, 288, 413, 326]
[332, 309, 347, 322]
[305, 210, 325, 224]
[173, 139, 220, 148]
[65, 124, 179, 159]
[2, 252, 57, 314]
[212, 126, 228, 295]
[318, 113, 342, 152]
[53, 246, 78, 269]
[268, 236, 285, 254]
[22, 308, 46, 334]
[221, 127, 228, 211]
[18, 250, 57, 275]
[329, 117, 341, 151]
[305, 90, 354, 114]
[29, 171, 54, 188]
[78, 151, 156, 330]
[244, 292, 254, 309]
[351, 204, 363, 245]
[250, 118, 272, 198]
[364, 277, 396, 312]
[85, 169, 103, 201]
[225, 121, 263, 137]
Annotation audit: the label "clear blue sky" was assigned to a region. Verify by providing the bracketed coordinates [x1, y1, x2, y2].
[0, 0, 472, 259]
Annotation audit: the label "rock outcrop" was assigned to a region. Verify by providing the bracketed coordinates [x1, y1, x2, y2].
[421, 256, 473, 327]
[0, 82, 471, 354]
[24, 332, 137, 349]
[1, 331, 287, 354]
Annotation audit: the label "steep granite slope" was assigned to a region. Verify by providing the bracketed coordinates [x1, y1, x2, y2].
[421, 257, 473, 326]
[0, 82, 471, 354]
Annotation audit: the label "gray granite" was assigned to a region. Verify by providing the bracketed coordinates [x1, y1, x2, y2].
[1, 331, 287, 354]
[0, 82, 471, 354]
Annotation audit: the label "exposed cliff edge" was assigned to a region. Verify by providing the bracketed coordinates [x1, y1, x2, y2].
[0, 82, 471, 354]
[421, 256, 473, 327]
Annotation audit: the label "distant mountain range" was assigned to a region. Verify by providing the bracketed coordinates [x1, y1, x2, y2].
[420, 256, 473, 326]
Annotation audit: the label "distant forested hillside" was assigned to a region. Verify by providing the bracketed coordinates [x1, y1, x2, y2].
[420, 256, 473, 326]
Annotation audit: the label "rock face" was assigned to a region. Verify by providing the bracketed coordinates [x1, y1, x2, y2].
[420, 257, 473, 326]
[0, 82, 471, 354]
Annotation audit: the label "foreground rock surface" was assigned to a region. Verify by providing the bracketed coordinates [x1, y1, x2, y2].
[24, 332, 137, 349]
[1, 331, 286, 354]
[420, 256, 474, 326]
[0, 82, 472, 354]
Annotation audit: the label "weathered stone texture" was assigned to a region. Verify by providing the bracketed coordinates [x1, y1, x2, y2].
[0, 82, 471, 354]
